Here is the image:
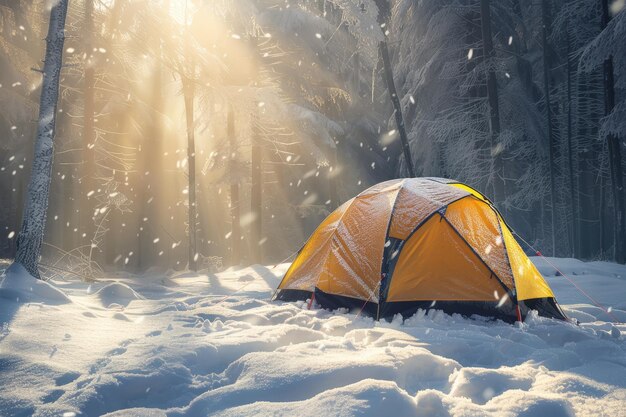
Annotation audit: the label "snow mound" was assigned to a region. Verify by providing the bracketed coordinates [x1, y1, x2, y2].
[0, 262, 71, 305]
[0, 257, 624, 416]
[94, 282, 143, 307]
[209, 379, 417, 417]
[449, 366, 534, 404]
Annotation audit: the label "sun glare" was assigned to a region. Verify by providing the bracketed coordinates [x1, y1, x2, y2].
[168, 0, 195, 25]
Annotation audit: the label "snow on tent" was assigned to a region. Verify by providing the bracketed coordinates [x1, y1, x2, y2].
[274, 177, 567, 322]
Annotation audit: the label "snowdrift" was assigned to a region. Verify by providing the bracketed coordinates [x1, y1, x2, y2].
[0, 262, 71, 305]
[94, 282, 143, 308]
[0, 260, 624, 417]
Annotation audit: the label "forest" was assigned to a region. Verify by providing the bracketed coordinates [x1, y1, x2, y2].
[1, 0, 625, 277]
[1, 1, 626, 416]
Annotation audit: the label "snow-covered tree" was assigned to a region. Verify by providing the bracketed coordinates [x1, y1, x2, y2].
[13, 0, 69, 278]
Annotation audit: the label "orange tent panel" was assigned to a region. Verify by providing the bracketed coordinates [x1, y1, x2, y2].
[317, 190, 398, 301]
[445, 197, 515, 290]
[278, 198, 353, 291]
[387, 213, 507, 302]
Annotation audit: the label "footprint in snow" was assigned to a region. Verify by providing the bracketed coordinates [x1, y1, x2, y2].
[112, 312, 132, 321]
[41, 389, 64, 403]
[120, 338, 137, 347]
[55, 371, 80, 386]
[109, 347, 127, 356]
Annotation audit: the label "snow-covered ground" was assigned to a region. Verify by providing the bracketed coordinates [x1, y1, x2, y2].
[0, 257, 625, 417]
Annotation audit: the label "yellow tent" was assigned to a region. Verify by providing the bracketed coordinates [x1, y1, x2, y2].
[274, 178, 567, 322]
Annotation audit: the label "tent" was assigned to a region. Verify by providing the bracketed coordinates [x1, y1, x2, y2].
[274, 178, 567, 322]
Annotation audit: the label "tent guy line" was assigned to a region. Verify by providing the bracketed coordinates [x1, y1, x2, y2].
[513, 232, 622, 323]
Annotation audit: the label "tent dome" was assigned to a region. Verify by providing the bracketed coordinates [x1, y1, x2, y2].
[274, 178, 566, 322]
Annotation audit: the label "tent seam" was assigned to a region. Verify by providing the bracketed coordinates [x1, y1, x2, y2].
[489, 206, 519, 302]
[378, 180, 406, 318]
[379, 193, 472, 312]
[438, 213, 515, 303]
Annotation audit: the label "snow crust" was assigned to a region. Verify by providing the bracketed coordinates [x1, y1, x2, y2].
[0, 258, 624, 416]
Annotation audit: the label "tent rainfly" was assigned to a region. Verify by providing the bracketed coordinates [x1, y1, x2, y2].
[273, 178, 567, 323]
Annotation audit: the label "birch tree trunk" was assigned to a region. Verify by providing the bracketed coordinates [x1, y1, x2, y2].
[601, 0, 626, 263]
[14, 0, 69, 278]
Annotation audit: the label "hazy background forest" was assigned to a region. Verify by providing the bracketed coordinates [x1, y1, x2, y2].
[0, 0, 625, 278]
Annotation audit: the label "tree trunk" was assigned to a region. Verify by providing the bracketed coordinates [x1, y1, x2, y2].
[228, 108, 241, 266]
[566, 30, 578, 258]
[376, 0, 415, 177]
[10, 167, 25, 257]
[601, 0, 625, 263]
[183, 79, 197, 271]
[479, 0, 505, 207]
[541, 0, 557, 256]
[600, 173, 606, 258]
[576, 71, 601, 259]
[14, 0, 69, 278]
[379, 42, 415, 178]
[250, 108, 263, 264]
[82, 0, 97, 277]
[136, 1, 168, 271]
